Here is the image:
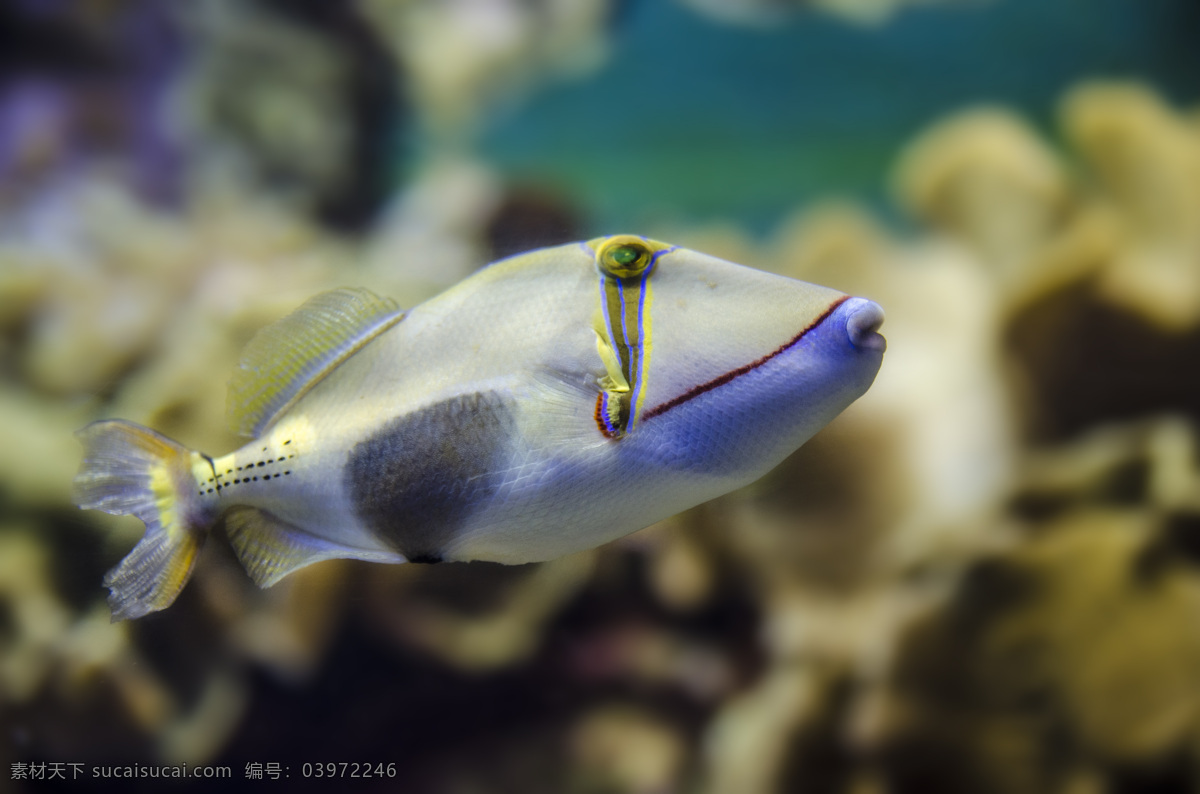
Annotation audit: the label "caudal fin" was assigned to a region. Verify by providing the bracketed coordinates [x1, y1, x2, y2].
[73, 420, 214, 621]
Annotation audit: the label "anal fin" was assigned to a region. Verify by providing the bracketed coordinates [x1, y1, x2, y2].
[224, 508, 402, 587]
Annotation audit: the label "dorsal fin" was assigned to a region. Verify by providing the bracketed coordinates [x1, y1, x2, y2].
[228, 287, 404, 438]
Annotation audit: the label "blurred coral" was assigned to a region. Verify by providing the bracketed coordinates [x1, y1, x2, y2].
[1061, 83, 1200, 332]
[3, 1, 1200, 791]
[892, 108, 1072, 280]
[675, 0, 974, 27]
[359, 0, 612, 138]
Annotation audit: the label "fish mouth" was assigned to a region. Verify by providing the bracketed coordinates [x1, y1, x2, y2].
[843, 298, 886, 353]
[642, 294, 878, 422]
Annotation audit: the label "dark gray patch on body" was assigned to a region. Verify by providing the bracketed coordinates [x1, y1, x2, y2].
[345, 391, 516, 561]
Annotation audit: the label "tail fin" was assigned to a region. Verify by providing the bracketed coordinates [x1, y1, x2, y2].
[73, 420, 215, 621]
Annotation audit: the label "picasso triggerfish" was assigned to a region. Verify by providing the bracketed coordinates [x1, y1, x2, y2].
[74, 236, 886, 620]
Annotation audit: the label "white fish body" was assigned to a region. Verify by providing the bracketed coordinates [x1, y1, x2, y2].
[74, 236, 885, 619]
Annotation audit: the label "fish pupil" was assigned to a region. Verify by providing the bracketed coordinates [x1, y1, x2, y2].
[612, 246, 640, 266]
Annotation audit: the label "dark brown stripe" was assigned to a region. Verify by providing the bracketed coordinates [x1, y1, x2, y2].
[594, 392, 614, 438]
[641, 295, 850, 422]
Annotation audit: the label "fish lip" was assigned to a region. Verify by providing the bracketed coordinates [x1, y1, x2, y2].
[844, 298, 886, 353]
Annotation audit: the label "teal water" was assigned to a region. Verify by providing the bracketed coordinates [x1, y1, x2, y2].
[478, 0, 1200, 235]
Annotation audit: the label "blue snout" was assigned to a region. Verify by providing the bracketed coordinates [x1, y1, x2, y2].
[840, 297, 886, 353]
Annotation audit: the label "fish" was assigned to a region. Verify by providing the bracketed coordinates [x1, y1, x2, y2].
[73, 235, 886, 620]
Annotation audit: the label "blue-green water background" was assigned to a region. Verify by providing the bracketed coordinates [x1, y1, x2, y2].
[479, 0, 1200, 234]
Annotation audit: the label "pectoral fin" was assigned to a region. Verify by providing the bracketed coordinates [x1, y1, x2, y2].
[593, 331, 632, 439]
[595, 330, 631, 394]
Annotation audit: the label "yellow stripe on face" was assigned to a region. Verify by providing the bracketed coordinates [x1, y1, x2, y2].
[591, 237, 673, 439]
[633, 272, 653, 419]
[597, 274, 634, 438]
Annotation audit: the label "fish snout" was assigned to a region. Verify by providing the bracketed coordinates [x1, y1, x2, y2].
[842, 297, 886, 353]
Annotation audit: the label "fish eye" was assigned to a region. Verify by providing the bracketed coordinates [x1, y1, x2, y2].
[597, 236, 653, 278]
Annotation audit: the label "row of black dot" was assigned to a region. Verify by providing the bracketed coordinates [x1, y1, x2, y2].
[198, 450, 295, 496]
[200, 471, 291, 496]
[208, 453, 295, 479]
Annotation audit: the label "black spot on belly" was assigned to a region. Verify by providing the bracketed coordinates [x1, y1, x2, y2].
[345, 391, 516, 561]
